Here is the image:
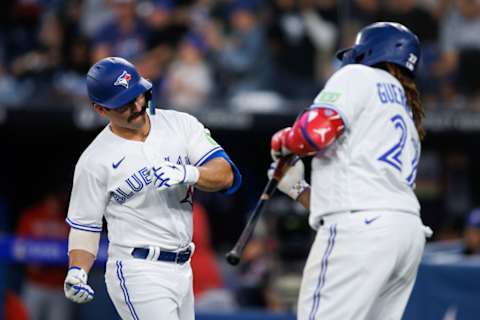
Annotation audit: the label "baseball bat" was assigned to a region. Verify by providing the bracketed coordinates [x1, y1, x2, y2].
[225, 155, 297, 266]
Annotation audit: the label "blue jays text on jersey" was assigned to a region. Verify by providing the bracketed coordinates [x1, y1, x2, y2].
[111, 155, 191, 204]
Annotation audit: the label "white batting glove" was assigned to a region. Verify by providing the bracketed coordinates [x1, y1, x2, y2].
[152, 161, 200, 191]
[64, 267, 94, 304]
[268, 159, 309, 200]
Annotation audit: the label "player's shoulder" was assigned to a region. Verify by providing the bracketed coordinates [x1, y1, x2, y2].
[75, 126, 112, 169]
[327, 64, 397, 96]
[329, 64, 379, 83]
[155, 108, 197, 120]
[153, 108, 202, 127]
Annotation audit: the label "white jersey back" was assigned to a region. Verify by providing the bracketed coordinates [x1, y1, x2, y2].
[309, 64, 421, 228]
[67, 110, 223, 250]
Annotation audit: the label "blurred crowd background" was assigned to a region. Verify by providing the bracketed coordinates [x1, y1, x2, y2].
[0, 0, 480, 111]
[1, 0, 480, 319]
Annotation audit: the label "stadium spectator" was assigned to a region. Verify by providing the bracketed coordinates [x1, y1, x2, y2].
[436, 0, 480, 109]
[138, 0, 190, 81]
[191, 202, 236, 312]
[463, 208, 480, 255]
[16, 190, 71, 320]
[383, 0, 439, 44]
[91, 0, 150, 63]
[266, 0, 337, 99]
[4, 290, 29, 320]
[59, 0, 92, 77]
[164, 33, 213, 111]
[10, 13, 63, 79]
[382, 0, 441, 102]
[146, 0, 189, 51]
[53, 1, 92, 102]
[79, 0, 114, 38]
[0, 33, 31, 107]
[338, 0, 381, 65]
[9, 12, 64, 107]
[349, 0, 382, 26]
[205, 0, 273, 98]
[7, 0, 45, 58]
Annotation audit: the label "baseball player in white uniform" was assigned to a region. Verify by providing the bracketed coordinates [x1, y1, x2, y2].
[270, 22, 432, 320]
[63, 57, 241, 320]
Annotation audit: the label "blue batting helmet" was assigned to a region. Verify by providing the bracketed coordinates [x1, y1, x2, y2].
[336, 22, 421, 75]
[86, 57, 152, 109]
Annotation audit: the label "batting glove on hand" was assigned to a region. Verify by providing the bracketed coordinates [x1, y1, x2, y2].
[271, 127, 293, 160]
[152, 161, 200, 191]
[268, 158, 309, 200]
[64, 267, 94, 304]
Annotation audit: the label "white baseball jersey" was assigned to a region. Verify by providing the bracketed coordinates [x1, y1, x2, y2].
[66, 110, 223, 250]
[309, 64, 421, 229]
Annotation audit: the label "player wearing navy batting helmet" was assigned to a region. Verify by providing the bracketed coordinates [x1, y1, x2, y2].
[64, 57, 242, 320]
[269, 22, 432, 320]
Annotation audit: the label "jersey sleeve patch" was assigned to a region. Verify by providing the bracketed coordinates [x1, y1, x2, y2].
[315, 91, 342, 104]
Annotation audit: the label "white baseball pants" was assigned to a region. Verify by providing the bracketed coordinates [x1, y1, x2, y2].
[297, 210, 429, 320]
[105, 245, 194, 320]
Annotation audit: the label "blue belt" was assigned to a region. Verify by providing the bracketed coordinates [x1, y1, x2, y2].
[131, 246, 192, 264]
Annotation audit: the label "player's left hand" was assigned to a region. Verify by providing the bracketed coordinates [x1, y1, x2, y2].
[152, 161, 200, 191]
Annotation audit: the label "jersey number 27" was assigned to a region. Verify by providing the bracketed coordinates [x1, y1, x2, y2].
[378, 114, 420, 188]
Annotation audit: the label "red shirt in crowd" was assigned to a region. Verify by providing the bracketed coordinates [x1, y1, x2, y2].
[191, 203, 224, 298]
[16, 194, 69, 289]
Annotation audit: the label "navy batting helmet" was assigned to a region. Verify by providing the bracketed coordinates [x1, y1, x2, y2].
[86, 57, 152, 109]
[336, 22, 421, 75]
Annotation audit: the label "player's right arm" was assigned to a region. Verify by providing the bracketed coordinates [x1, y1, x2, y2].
[270, 66, 371, 206]
[271, 107, 345, 159]
[64, 160, 107, 304]
[64, 229, 99, 303]
[68, 229, 99, 273]
[269, 108, 344, 210]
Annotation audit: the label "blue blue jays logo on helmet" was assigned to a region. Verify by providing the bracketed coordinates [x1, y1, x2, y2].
[86, 57, 152, 110]
[336, 22, 421, 75]
[114, 70, 132, 89]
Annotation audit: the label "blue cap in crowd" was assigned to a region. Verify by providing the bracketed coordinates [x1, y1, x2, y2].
[183, 33, 207, 53]
[153, 0, 173, 11]
[467, 209, 480, 229]
[230, 0, 258, 14]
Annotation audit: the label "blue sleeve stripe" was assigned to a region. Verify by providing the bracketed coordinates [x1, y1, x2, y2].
[199, 150, 242, 195]
[309, 103, 350, 130]
[66, 218, 102, 232]
[194, 146, 223, 166]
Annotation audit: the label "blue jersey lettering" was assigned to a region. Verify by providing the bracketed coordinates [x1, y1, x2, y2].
[376, 83, 407, 109]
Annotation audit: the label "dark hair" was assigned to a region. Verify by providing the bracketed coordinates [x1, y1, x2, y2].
[376, 63, 425, 140]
